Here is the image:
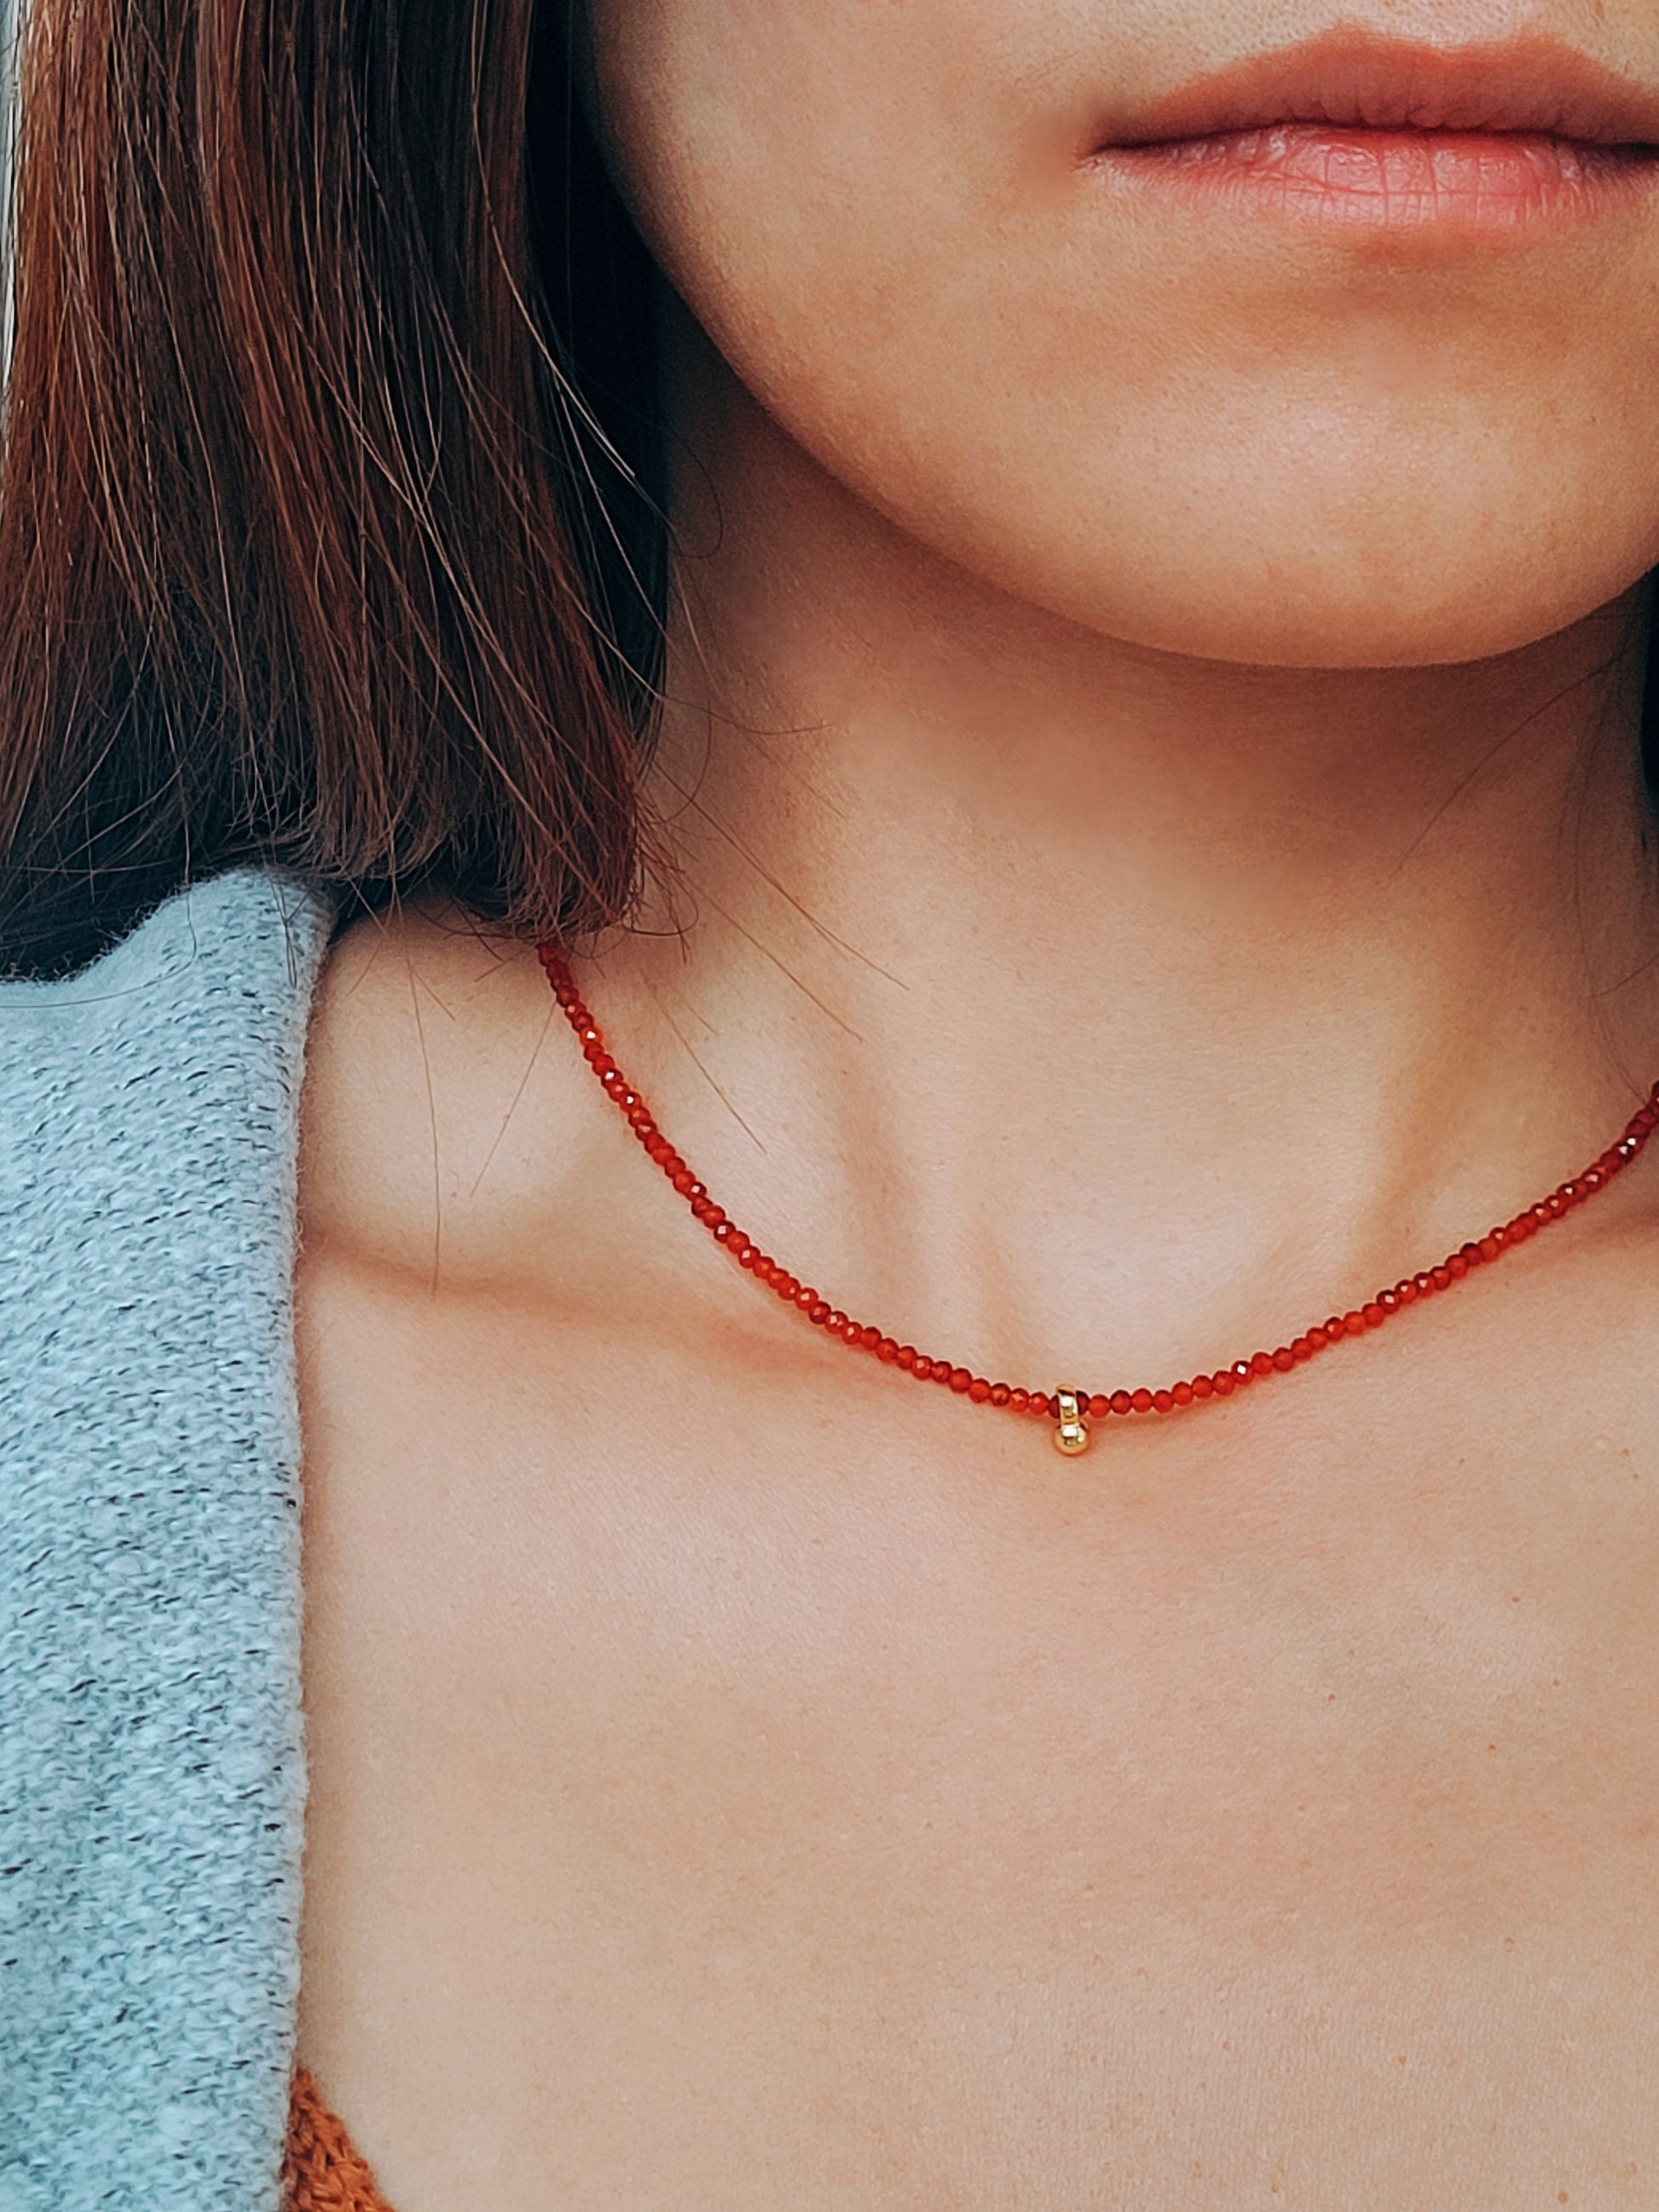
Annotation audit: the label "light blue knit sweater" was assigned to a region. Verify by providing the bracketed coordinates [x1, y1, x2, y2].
[1, 870, 339, 2212]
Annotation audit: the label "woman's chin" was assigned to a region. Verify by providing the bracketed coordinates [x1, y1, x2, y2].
[1030, 535, 1657, 674]
[1107, 598, 1628, 675]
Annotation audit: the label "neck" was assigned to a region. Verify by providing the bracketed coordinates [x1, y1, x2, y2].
[584, 336, 1659, 1383]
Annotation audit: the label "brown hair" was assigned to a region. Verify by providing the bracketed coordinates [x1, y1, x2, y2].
[0, 0, 668, 975]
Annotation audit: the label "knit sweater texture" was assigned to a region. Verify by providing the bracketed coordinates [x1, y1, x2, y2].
[0, 870, 338, 2212]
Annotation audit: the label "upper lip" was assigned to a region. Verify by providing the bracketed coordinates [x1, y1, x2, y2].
[1092, 27, 1659, 151]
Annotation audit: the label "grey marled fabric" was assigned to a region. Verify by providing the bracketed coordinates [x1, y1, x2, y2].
[0, 871, 337, 2211]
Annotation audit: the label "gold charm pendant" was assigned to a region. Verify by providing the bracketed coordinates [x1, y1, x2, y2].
[1052, 1389, 1090, 1456]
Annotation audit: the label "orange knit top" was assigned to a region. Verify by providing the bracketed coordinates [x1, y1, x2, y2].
[283, 2068, 398, 2212]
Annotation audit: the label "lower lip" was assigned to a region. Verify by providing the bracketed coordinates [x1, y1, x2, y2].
[1101, 126, 1657, 234]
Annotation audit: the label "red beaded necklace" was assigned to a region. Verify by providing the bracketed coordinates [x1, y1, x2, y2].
[540, 945, 1659, 1456]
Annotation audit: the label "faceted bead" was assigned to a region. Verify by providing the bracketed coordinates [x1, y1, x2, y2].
[860, 1325, 882, 1352]
[912, 1357, 934, 1381]
[1192, 1376, 1214, 1401]
[1172, 1381, 1194, 1406]
[1307, 1327, 1328, 1351]
[1111, 1390, 1133, 1417]
[1361, 1304, 1384, 1329]
[990, 1384, 1011, 1407]
[878, 1338, 899, 1364]
[794, 1285, 818, 1309]
[1273, 1349, 1295, 1372]
[1009, 1389, 1030, 1413]
[1153, 1389, 1175, 1412]
[968, 1378, 992, 1404]
[1131, 1388, 1153, 1413]
[1251, 1351, 1275, 1377]
[896, 1344, 916, 1370]
[1212, 1372, 1235, 1397]
[808, 1302, 831, 1325]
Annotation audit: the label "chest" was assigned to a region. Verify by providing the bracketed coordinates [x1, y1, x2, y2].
[294, 1265, 1659, 2209]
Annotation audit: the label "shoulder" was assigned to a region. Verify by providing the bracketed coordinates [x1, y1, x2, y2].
[0, 865, 338, 1418]
[299, 899, 607, 1291]
[0, 866, 337, 1129]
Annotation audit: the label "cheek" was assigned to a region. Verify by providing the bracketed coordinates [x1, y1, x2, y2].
[590, 1, 1659, 669]
[587, 0, 994, 291]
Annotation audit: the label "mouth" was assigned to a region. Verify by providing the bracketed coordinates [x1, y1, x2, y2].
[1085, 29, 1659, 234]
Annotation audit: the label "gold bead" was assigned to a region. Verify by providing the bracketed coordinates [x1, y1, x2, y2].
[1052, 1389, 1090, 1456]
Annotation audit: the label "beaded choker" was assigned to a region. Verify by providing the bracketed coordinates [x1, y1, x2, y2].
[540, 946, 1659, 1456]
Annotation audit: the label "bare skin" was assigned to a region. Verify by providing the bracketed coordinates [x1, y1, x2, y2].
[298, 0, 1659, 2203]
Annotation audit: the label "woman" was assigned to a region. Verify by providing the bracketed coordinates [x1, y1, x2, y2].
[4, 0, 1659, 2202]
